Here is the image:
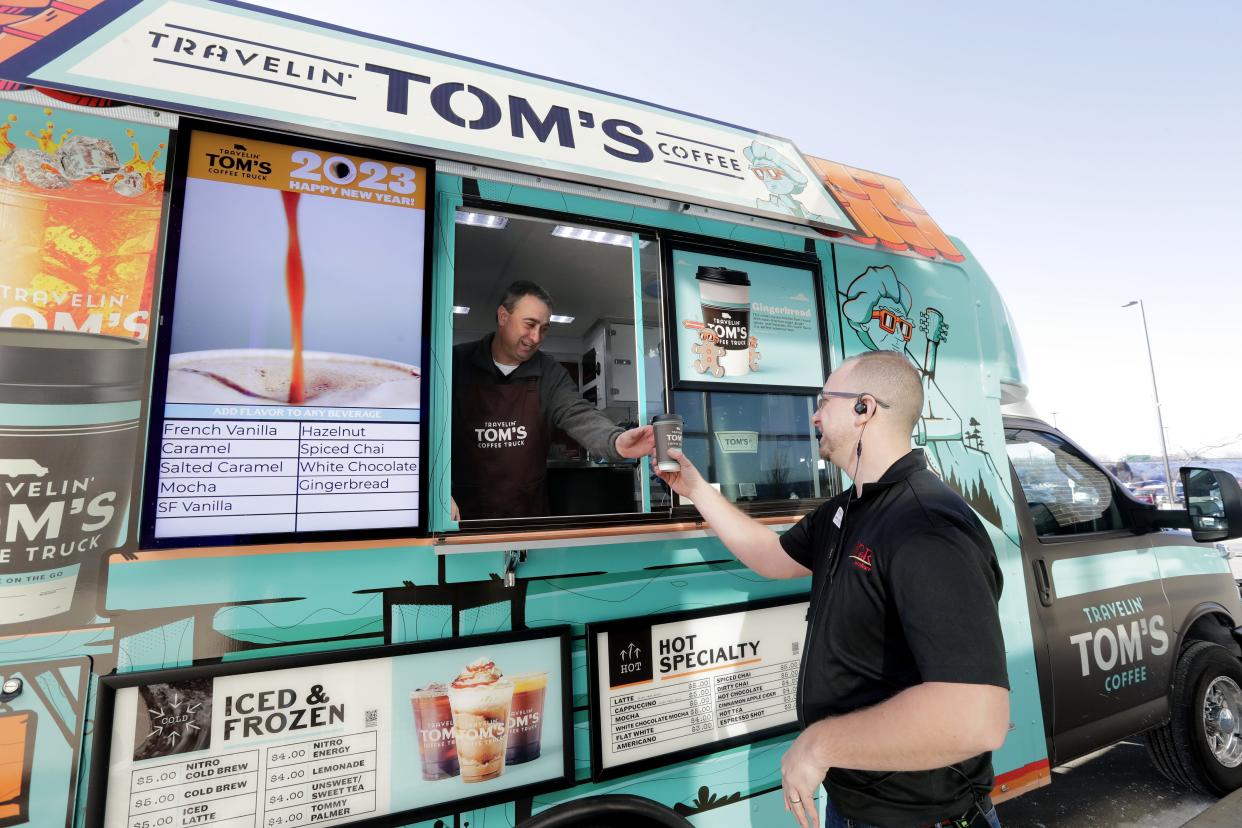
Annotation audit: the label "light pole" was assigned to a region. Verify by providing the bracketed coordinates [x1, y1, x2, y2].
[1122, 300, 1177, 505]
[1050, 411, 1059, 429]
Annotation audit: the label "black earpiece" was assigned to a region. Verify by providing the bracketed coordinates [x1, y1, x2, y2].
[853, 398, 868, 415]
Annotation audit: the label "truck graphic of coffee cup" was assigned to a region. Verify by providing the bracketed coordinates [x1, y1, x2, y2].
[693, 266, 753, 377]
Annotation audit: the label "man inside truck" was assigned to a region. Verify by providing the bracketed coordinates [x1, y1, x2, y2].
[451, 280, 654, 520]
[654, 351, 1010, 828]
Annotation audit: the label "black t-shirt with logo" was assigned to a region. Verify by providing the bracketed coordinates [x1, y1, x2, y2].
[779, 449, 1008, 826]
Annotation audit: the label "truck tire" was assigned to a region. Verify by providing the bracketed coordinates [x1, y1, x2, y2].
[518, 794, 693, 828]
[1144, 641, 1242, 795]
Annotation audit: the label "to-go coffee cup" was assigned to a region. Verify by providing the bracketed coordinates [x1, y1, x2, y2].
[651, 414, 684, 472]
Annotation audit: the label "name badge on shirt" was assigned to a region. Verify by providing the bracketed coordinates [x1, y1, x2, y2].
[833, 507, 844, 527]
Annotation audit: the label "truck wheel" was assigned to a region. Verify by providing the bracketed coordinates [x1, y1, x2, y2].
[1145, 641, 1242, 794]
[518, 794, 692, 828]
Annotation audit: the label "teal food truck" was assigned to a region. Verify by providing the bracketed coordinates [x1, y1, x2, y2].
[2, 3, 1242, 827]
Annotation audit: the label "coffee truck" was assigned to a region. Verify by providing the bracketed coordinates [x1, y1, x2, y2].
[2, 3, 1242, 827]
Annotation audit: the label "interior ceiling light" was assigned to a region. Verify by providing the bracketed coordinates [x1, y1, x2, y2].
[455, 211, 508, 229]
[452, 306, 471, 315]
[551, 225, 649, 248]
[549, 314, 575, 324]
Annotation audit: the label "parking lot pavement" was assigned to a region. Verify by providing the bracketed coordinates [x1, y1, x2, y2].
[995, 741, 1216, 827]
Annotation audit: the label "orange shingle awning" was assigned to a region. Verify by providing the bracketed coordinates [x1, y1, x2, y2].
[805, 155, 964, 262]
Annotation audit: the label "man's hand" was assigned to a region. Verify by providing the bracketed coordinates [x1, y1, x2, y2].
[614, 425, 655, 459]
[651, 448, 705, 500]
[450, 496, 460, 522]
[781, 721, 829, 828]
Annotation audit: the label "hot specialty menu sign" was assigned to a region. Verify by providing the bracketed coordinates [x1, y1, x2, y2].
[143, 125, 432, 544]
[588, 597, 809, 780]
[90, 629, 572, 828]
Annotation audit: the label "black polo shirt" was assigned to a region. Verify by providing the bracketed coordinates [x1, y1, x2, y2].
[780, 449, 1008, 826]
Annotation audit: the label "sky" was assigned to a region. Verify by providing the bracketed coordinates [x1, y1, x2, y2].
[261, 0, 1242, 459]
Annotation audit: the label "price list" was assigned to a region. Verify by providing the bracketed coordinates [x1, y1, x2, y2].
[118, 732, 379, 828]
[591, 598, 809, 778]
[608, 659, 799, 754]
[263, 732, 377, 827]
[154, 419, 419, 538]
[125, 750, 259, 828]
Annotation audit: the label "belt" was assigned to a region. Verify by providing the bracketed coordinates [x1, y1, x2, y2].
[922, 795, 994, 828]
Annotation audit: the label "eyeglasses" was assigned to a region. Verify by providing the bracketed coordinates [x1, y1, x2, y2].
[817, 391, 892, 410]
[871, 308, 913, 341]
[751, 165, 786, 181]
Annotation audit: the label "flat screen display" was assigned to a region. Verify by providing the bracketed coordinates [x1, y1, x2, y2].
[666, 241, 826, 394]
[142, 124, 432, 545]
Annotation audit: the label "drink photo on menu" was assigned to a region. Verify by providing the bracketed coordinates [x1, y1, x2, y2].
[393, 638, 564, 811]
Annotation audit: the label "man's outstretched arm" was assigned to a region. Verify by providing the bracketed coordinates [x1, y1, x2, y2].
[654, 449, 810, 579]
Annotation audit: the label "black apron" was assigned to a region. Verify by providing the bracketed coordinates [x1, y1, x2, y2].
[454, 375, 551, 519]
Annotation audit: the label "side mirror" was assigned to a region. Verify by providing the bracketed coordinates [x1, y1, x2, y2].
[1181, 467, 1242, 542]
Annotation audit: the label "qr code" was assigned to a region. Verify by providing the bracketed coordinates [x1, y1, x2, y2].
[365, 709, 378, 728]
[792, 641, 800, 656]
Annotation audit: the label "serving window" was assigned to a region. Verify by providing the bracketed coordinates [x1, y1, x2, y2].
[661, 239, 838, 512]
[449, 205, 838, 528]
[451, 209, 661, 523]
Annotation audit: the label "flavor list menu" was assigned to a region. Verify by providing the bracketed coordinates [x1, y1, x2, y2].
[96, 631, 572, 828]
[154, 416, 419, 538]
[589, 598, 809, 779]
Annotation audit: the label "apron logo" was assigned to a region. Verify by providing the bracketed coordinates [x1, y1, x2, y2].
[474, 420, 528, 449]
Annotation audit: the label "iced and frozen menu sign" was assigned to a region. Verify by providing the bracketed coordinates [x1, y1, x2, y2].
[588, 597, 809, 780]
[144, 126, 431, 544]
[90, 629, 572, 828]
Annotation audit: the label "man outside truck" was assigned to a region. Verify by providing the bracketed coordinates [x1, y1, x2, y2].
[654, 351, 1010, 828]
[451, 280, 653, 520]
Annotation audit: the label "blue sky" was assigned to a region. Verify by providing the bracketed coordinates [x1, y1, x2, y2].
[262, 0, 1242, 459]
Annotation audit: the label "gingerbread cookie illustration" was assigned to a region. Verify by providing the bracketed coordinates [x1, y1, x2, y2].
[690, 328, 726, 378]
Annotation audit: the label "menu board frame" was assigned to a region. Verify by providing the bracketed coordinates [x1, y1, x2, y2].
[138, 119, 435, 549]
[663, 237, 828, 395]
[586, 594, 809, 782]
[85, 627, 575, 828]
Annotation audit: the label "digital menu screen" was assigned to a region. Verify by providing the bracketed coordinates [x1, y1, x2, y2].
[587, 596, 808, 781]
[88, 629, 573, 828]
[666, 241, 826, 394]
[142, 125, 431, 545]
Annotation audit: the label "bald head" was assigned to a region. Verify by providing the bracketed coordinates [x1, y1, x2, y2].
[835, 351, 923, 435]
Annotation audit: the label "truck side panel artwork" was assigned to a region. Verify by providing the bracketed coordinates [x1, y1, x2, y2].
[2, 3, 1241, 827]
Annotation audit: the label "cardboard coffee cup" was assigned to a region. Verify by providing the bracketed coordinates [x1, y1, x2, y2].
[651, 414, 684, 473]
